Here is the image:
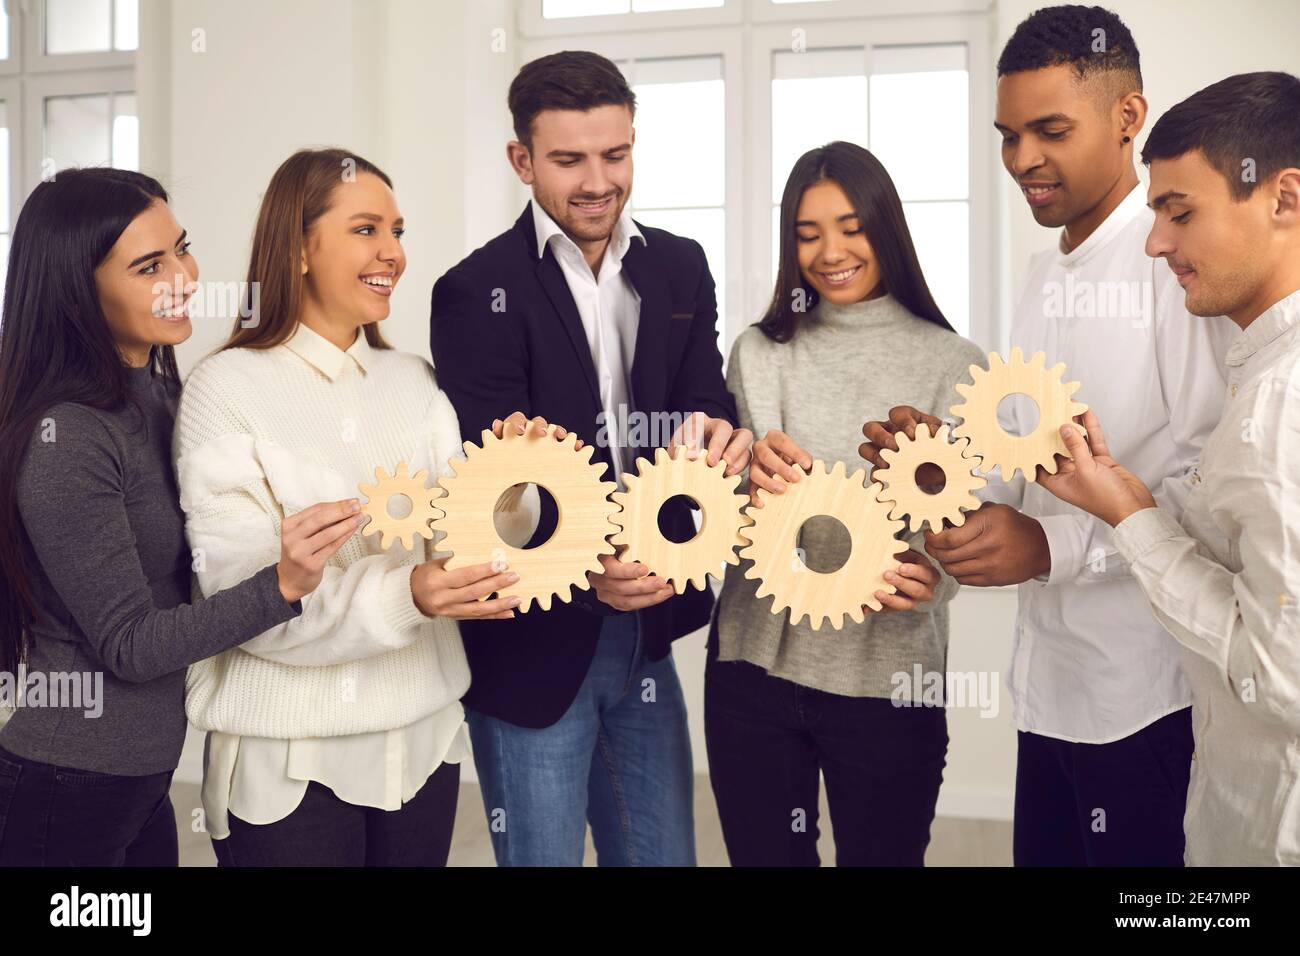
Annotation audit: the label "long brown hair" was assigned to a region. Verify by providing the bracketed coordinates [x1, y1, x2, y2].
[224, 148, 395, 351]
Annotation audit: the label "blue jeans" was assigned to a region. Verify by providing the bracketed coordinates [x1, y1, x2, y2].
[466, 612, 695, 866]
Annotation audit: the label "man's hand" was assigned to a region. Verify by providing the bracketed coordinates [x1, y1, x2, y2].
[924, 502, 1050, 587]
[492, 410, 583, 450]
[871, 549, 941, 613]
[586, 549, 675, 612]
[1037, 410, 1156, 527]
[859, 405, 946, 487]
[669, 411, 753, 477]
[746, 429, 813, 508]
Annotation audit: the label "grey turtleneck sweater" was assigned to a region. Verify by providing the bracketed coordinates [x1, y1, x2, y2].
[716, 293, 986, 698]
[2, 363, 300, 775]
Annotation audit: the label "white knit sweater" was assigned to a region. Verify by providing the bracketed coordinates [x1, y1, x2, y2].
[173, 323, 471, 739]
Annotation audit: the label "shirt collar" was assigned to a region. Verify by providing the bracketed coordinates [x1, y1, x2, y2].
[282, 321, 373, 381]
[1226, 287, 1300, 367]
[529, 198, 645, 264]
[1056, 182, 1148, 268]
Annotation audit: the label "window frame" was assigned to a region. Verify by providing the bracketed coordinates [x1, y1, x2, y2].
[518, 0, 999, 355]
[23, 0, 135, 74]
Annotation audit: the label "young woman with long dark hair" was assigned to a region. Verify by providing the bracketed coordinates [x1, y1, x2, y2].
[174, 149, 512, 867]
[706, 141, 986, 866]
[0, 168, 359, 866]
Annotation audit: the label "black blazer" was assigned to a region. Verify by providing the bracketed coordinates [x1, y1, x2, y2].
[429, 204, 738, 728]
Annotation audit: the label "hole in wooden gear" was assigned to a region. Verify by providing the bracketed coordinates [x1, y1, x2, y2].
[795, 515, 852, 574]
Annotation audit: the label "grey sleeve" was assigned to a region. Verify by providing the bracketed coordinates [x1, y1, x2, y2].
[16, 404, 300, 684]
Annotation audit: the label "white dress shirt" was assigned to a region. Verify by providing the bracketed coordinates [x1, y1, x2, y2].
[531, 198, 644, 488]
[988, 184, 1238, 743]
[1114, 288, 1300, 865]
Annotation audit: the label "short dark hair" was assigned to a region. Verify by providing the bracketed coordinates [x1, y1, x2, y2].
[1143, 71, 1300, 200]
[508, 51, 636, 150]
[998, 4, 1142, 105]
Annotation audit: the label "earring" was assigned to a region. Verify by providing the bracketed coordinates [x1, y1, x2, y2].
[1122, 135, 1131, 144]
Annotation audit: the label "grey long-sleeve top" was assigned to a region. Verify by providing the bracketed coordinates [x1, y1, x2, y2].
[1, 363, 300, 775]
[715, 294, 986, 698]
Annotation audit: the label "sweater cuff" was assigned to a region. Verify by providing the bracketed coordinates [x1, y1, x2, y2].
[1113, 506, 1182, 563]
[253, 563, 302, 622]
[382, 564, 432, 632]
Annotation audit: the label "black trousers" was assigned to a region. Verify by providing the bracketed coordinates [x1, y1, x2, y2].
[1012, 707, 1192, 866]
[704, 650, 948, 867]
[212, 759, 460, 867]
[0, 743, 178, 866]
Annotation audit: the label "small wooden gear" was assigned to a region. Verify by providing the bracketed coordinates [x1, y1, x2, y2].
[357, 462, 443, 551]
[873, 422, 987, 533]
[738, 459, 908, 631]
[433, 424, 618, 612]
[950, 347, 1088, 482]
[609, 445, 752, 594]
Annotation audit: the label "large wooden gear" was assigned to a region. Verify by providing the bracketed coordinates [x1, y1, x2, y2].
[873, 423, 986, 533]
[739, 460, 908, 631]
[609, 446, 752, 594]
[950, 347, 1088, 482]
[357, 462, 443, 551]
[433, 424, 618, 612]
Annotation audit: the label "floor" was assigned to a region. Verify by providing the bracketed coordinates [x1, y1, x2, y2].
[174, 778, 1013, 866]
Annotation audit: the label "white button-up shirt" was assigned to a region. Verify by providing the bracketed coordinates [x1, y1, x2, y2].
[987, 184, 1238, 743]
[531, 199, 644, 487]
[1114, 288, 1300, 865]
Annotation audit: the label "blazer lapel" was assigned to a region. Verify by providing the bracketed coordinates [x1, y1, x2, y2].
[622, 233, 670, 420]
[533, 242, 602, 409]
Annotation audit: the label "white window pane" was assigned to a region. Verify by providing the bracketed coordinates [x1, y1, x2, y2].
[0, 104, 8, 234]
[628, 58, 723, 209]
[630, 207, 725, 336]
[543, 0, 630, 16]
[772, 50, 867, 203]
[632, 0, 723, 10]
[46, 95, 112, 169]
[903, 201, 969, 337]
[771, 204, 780, 283]
[112, 94, 138, 170]
[115, 0, 139, 51]
[870, 60, 968, 201]
[46, 0, 112, 54]
[0, 8, 10, 60]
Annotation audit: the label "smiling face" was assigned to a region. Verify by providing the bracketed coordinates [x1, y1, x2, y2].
[1146, 149, 1280, 322]
[508, 104, 634, 253]
[793, 179, 884, 304]
[995, 64, 1142, 232]
[94, 198, 198, 366]
[301, 171, 406, 332]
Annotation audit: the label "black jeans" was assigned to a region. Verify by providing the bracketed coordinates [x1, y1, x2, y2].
[0, 743, 177, 866]
[1013, 706, 1192, 866]
[211, 759, 460, 867]
[704, 650, 948, 867]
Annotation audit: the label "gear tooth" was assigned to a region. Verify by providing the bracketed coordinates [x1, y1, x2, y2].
[480, 429, 494, 446]
[1030, 350, 1046, 369]
[914, 422, 932, 441]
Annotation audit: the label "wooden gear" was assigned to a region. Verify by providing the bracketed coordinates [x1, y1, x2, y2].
[357, 462, 443, 551]
[950, 347, 1088, 482]
[873, 423, 987, 533]
[738, 460, 908, 631]
[609, 446, 753, 594]
[433, 424, 618, 612]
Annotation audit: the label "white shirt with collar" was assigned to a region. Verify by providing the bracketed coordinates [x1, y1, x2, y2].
[1114, 288, 1300, 865]
[986, 183, 1238, 743]
[175, 321, 470, 841]
[531, 198, 645, 486]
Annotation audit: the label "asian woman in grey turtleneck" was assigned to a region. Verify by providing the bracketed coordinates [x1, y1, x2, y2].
[706, 142, 986, 866]
[0, 168, 361, 866]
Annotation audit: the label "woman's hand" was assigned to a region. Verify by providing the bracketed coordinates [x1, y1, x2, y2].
[870, 549, 940, 613]
[276, 499, 365, 603]
[1036, 410, 1156, 527]
[410, 558, 523, 620]
[492, 410, 583, 450]
[747, 429, 813, 508]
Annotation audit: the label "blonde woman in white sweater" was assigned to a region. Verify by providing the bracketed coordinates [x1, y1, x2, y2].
[175, 149, 517, 865]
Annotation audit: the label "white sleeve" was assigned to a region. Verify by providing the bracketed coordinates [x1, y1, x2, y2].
[174, 362, 435, 668]
[1113, 374, 1300, 735]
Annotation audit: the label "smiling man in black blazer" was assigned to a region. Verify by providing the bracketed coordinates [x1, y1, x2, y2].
[429, 50, 750, 867]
